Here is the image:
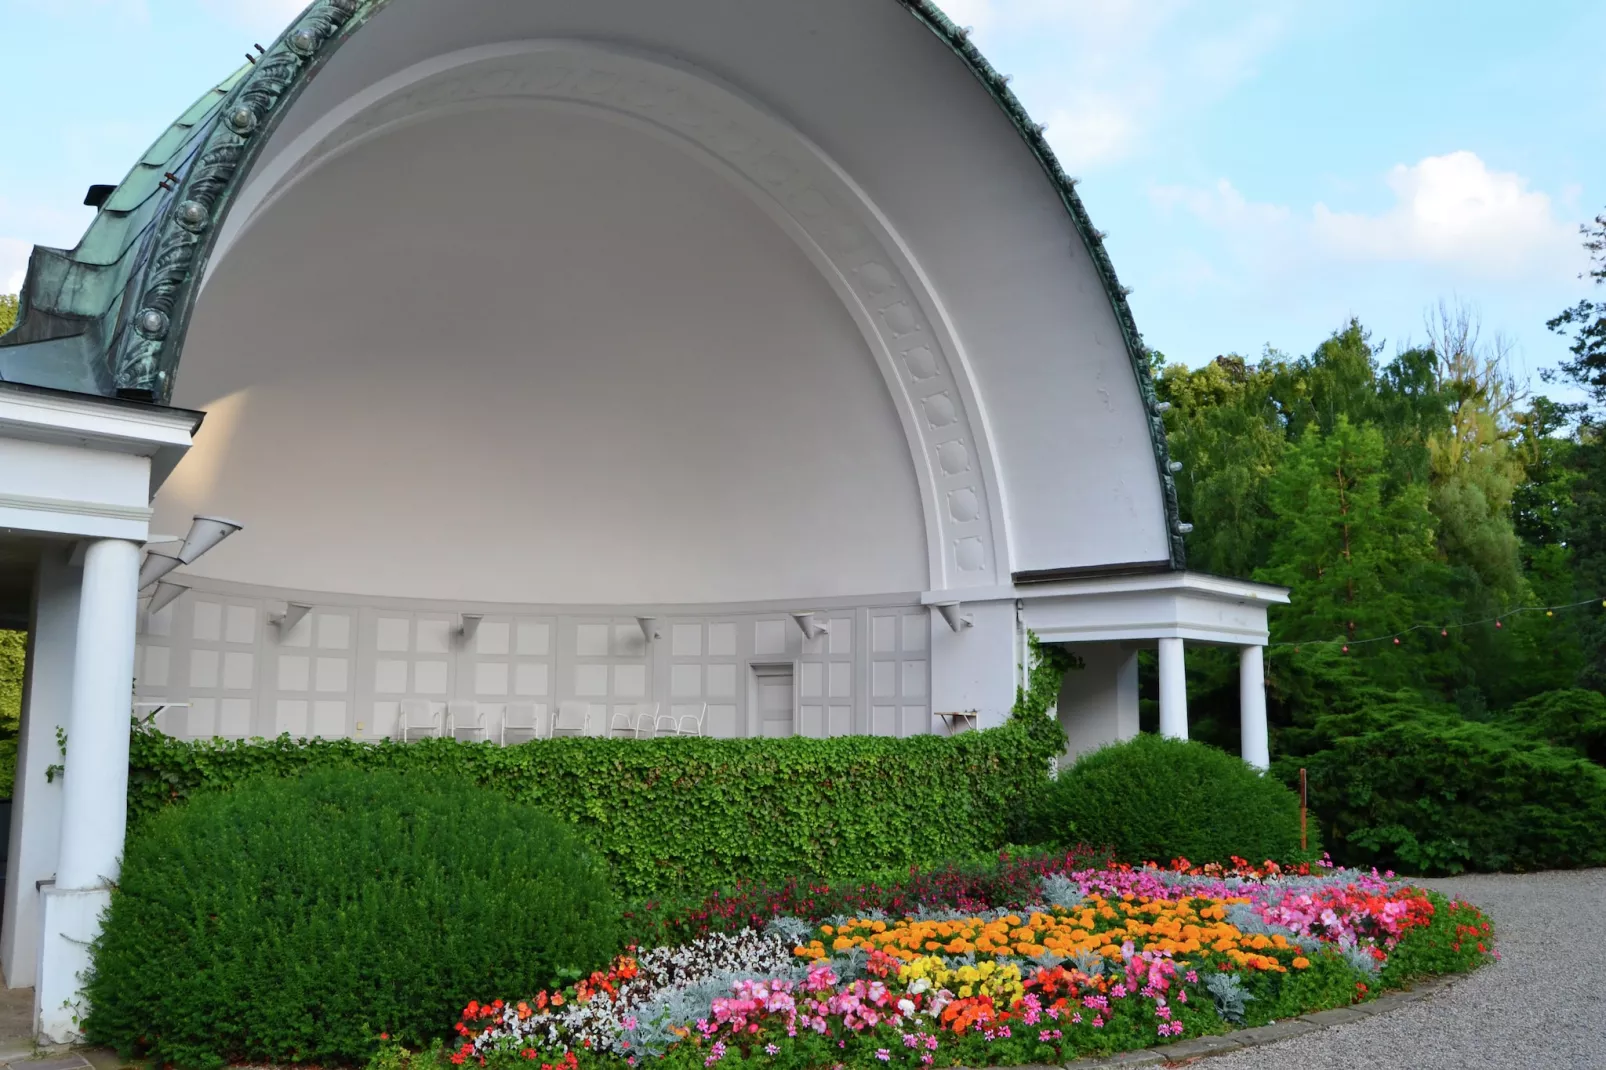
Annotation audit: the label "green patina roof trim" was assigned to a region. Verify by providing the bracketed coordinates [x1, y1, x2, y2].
[0, 0, 376, 397]
[0, 0, 1184, 568]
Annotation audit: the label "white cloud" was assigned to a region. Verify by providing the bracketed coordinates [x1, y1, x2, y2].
[1, 238, 28, 296]
[1312, 152, 1575, 273]
[964, 0, 1290, 173]
[200, 0, 310, 33]
[933, 0, 997, 32]
[1154, 152, 1583, 283]
[1044, 93, 1139, 169]
[10, 0, 148, 18]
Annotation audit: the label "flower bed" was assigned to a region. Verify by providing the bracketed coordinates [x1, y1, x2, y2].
[620, 849, 1114, 948]
[414, 859, 1492, 1070]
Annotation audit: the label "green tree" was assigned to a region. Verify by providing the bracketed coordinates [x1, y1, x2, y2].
[0, 293, 17, 336]
[1423, 303, 1529, 606]
[1158, 356, 1286, 579]
[1512, 396, 1585, 553]
[1547, 212, 1606, 403]
[1255, 416, 1453, 691]
[1547, 209, 1606, 684]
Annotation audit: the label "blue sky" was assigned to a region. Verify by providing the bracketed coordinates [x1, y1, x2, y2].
[3, 0, 1601, 386]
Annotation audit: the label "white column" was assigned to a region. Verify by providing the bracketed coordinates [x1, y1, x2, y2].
[56, 538, 140, 890]
[37, 538, 139, 1043]
[1, 557, 79, 988]
[1157, 637, 1188, 740]
[1239, 644, 1270, 770]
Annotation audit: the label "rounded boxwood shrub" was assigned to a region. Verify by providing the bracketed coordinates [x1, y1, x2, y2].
[84, 769, 620, 1069]
[1018, 733, 1307, 864]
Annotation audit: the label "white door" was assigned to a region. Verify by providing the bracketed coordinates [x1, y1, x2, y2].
[753, 664, 795, 738]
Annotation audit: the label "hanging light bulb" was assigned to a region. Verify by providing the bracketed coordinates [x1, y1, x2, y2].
[1393, 637, 1400, 645]
[1341, 645, 1349, 654]
[1441, 628, 1448, 637]
[1546, 610, 1554, 618]
[1495, 620, 1503, 629]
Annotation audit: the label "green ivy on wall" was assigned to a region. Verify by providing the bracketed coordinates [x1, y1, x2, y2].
[129, 725, 1048, 898]
[125, 637, 1071, 896]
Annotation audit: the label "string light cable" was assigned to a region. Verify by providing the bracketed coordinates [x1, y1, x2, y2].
[1268, 595, 1606, 654]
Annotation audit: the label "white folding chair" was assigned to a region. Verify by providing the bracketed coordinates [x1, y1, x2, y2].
[553, 700, 590, 738]
[449, 701, 486, 742]
[501, 702, 542, 745]
[675, 702, 708, 737]
[609, 706, 638, 738]
[633, 701, 660, 739]
[400, 700, 441, 741]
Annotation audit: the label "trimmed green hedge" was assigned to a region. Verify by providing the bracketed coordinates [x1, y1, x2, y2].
[1015, 733, 1309, 864]
[127, 720, 1059, 898]
[85, 769, 618, 1068]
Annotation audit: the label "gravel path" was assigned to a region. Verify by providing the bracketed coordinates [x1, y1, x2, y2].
[1201, 868, 1606, 1070]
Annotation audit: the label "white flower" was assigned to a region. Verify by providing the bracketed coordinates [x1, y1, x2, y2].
[897, 999, 915, 1015]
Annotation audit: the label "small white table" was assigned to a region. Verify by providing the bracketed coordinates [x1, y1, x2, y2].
[936, 710, 978, 735]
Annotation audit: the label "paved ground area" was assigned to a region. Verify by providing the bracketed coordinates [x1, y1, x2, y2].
[0, 986, 31, 1062]
[1201, 868, 1606, 1070]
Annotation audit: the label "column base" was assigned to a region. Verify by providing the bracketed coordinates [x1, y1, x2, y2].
[34, 886, 107, 1045]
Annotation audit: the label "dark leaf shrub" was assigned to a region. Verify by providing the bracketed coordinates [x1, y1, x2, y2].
[621, 846, 1112, 947]
[83, 769, 619, 1069]
[1499, 688, 1606, 764]
[1278, 705, 1606, 875]
[1015, 733, 1309, 865]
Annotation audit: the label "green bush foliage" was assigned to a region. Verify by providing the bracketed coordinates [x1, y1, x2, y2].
[126, 721, 1058, 899]
[0, 738, 15, 801]
[1014, 733, 1308, 864]
[1280, 706, 1606, 875]
[0, 629, 25, 800]
[1499, 687, 1606, 764]
[84, 768, 619, 1068]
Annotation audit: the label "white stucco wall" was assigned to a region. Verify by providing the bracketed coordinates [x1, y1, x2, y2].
[161, 106, 927, 604]
[1056, 642, 1140, 761]
[192, 0, 1173, 597]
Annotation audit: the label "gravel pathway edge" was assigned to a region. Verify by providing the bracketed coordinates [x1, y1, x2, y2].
[1060, 975, 1460, 1068]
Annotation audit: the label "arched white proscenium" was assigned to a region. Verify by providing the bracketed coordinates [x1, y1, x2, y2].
[206, 42, 1010, 594]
